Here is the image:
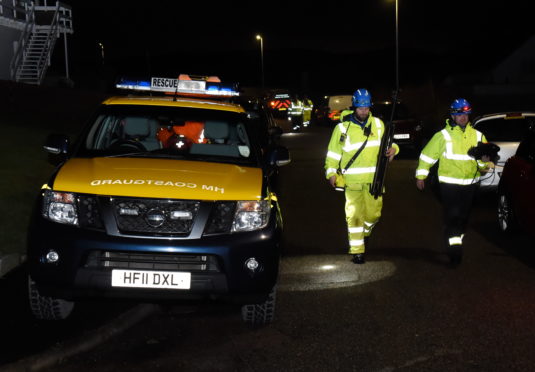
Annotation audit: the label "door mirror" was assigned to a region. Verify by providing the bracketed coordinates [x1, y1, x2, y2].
[269, 146, 291, 167]
[44, 134, 69, 165]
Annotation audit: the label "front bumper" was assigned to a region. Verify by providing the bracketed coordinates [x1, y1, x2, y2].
[27, 212, 281, 304]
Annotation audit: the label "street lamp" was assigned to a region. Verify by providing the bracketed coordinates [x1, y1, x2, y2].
[255, 34, 264, 89]
[395, 0, 399, 92]
[98, 42, 105, 65]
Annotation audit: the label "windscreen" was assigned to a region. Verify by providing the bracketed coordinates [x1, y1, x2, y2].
[74, 105, 258, 166]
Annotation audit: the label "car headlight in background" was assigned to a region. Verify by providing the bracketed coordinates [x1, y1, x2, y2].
[42, 190, 78, 225]
[232, 200, 271, 232]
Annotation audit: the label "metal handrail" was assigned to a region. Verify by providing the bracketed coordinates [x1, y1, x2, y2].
[35, 1, 73, 33]
[9, 1, 73, 84]
[9, 1, 35, 80]
[0, 0, 31, 21]
[35, 2, 60, 84]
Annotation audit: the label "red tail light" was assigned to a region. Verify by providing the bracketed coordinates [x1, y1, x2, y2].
[328, 110, 339, 119]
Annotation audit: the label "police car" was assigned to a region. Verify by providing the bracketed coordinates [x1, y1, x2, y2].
[27, 74, 290, 325]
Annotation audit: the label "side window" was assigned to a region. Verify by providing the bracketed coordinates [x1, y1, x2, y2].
[87, 115, 122, 149]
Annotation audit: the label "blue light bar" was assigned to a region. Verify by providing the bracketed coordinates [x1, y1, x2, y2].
[116, 79, 151, 91]
[116, 75, 239, 97]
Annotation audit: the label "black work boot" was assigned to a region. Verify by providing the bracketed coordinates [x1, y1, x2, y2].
[351, 254, 365, 264]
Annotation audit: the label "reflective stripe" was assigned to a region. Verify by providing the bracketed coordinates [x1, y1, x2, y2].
[349, 227, 364, 233]
[343, 140, 380, 152]
[343, 167, 376, 175]
[444, 149, 473, 161]
[476, 131, 482, 142]
[441, 129, 475, 161]
[337, 123, 346, 131]
[327, 151, 342, 161]
[374, 118, 383, 141]
[363, 222, 376, 233]
[439, 176, 479, 185]
[350, 239, 364, 246]
[416, 169, 429, 177]
[441, 129, 452, 141]
[419, 153, 437, 164]
[448, 236, 463, 246]
[326, 168, 337, 176]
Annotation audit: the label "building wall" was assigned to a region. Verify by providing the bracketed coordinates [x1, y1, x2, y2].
[0, 24, 21, 80]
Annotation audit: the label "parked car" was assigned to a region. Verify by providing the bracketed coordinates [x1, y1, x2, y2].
[238, 95, 283, 151]
[313, 95, 352, 126]
[372, 100, 424, 151]
[473, 112, 535, 188]
[497, 127, 535, 235]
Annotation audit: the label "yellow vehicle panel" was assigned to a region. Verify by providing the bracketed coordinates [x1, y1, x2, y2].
[103, 96, 244, 113]
[52, 158, 263, 201]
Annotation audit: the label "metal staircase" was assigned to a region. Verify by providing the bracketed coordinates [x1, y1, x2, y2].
[8, 1, 73, 85]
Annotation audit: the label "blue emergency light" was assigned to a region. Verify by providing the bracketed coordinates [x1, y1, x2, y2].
[116, 79, 151, 91]
[116, 75, 239, 97]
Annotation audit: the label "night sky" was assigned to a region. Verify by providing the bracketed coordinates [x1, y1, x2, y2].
[62, 1, 533, 94]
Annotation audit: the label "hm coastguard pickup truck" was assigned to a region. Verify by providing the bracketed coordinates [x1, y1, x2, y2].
[27, 75, 290, 325]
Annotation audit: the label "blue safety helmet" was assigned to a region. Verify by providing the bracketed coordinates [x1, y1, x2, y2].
[352, 89, 372, 108]
[450, 98, 472, 115]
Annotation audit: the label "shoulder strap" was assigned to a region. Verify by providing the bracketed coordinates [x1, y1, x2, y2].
[340, 125, 371, 173]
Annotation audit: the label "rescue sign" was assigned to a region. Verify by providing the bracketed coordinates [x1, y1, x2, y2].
[151, 77, 179, 91]
[151, 77, 206, 92]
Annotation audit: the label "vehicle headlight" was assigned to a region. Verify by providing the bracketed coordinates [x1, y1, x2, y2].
[42, 190, 78, 225]
[232, 201, 271, 232]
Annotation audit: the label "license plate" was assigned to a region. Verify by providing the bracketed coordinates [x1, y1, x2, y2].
[111, 269, 191, 289]
[394, 134, 410, 139]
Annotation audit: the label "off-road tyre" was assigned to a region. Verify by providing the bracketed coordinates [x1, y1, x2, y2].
[28, 276, 74, 320]
[241, 287, 276, 326]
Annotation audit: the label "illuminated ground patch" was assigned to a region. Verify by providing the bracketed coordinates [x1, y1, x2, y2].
[278, 255, 396, 291]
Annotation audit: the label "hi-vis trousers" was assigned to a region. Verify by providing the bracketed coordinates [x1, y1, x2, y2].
[344, 183, 383, 254]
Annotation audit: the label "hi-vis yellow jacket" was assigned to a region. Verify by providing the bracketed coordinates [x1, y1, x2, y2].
[325, 110, 399, 184]
[416, 119, 491, 185]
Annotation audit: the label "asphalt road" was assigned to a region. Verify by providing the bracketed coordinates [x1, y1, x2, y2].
[2, 124, 534, 371]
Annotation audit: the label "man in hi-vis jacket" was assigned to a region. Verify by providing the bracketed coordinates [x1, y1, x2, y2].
[415, 98, 494, 265]
[325, 89, 399, 264]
